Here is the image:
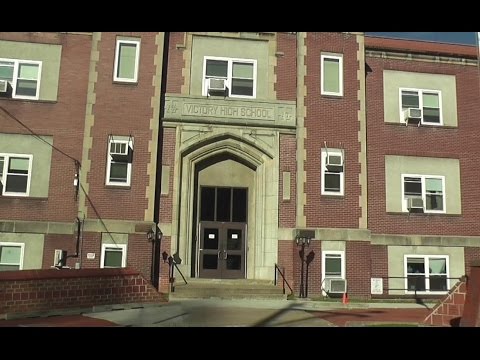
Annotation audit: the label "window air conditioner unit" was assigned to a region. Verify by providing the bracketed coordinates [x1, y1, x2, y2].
[326, 154, 344, 173]
[207, 78, 227, 95]
[110, 142, 133, 163]
[0, 80, 8, 93]
[407, 197, 424, 213]
[404, 108, 422, 126]
[53, 249, 68, 268]
[324, 278, 347, 294]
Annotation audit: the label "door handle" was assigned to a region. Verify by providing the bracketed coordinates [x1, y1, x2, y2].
[223, 250, 227, 260]
[218, 251, 221, 259]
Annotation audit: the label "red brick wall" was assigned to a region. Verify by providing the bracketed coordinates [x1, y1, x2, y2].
[279, 134, 297, 228]
[79, 232, 102, 268]
[126, 233, 153, 281]
[425, 280, 467, 327]
[275, 33, 297, 101]
[278, 240, 323, 296]
[0, 268, 163, 317]
[166, 32, 185, 94]
[460, 263, 480, 327]
[464, 247, 480, 277]
[366, 54, 480, 236]
[160, 127, 176, 224]
[42, 234, 79, 269]
[0, 32, 91, 222]
[304, 32, 361, 228]
[158, 236, 172, 293]
[371, 244, 388, 296]
[85, 32, 158, 221]
[277, 240, 295, 291]
[346, 241, 371, 299]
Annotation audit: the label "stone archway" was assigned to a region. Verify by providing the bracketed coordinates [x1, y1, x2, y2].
[170, 127, 279, 281]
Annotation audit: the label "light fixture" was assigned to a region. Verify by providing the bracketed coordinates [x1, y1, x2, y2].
[147, 227, 163, 242]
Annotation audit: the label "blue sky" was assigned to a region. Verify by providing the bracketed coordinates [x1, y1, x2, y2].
[366, 32, 478, 46]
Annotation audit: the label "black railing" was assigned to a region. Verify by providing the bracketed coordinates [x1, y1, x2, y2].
[274, 263, 293, 296]
[374, 275, 464, 296]
[167, 256, 188, 293]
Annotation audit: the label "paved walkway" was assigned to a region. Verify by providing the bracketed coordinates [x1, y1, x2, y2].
[0, 299, 435, 327]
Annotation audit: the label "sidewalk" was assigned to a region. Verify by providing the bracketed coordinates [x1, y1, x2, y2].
[0, 298, 436, 327]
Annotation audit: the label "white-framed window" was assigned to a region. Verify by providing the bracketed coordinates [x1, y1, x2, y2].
[322, 250, 345, 295]
[106, 137, 133, 187]
[0, 153, 33, 196]
[404, 255, 449, 294]
[113, 39, 141, 83]
[321, 54, 343, 96]
[0, 58, 42, 100]
[402, 174, 445, 213]
[321, 148, 344, 196]
[100, 243, 127, 268]
[202, 56, 257, 99]
[399, 88, 442, 125]
[0, 242, 24, 271]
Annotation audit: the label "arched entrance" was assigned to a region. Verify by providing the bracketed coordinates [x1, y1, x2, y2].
[171, 129, 279, 281]
[193, 153, 255, 279]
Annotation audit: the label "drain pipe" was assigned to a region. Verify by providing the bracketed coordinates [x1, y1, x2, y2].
[152, 31, 170, 289]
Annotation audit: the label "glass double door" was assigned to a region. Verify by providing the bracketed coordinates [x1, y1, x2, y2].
[199, 221, 246, 279]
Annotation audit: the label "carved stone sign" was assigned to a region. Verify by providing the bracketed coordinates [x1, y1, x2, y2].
[183, 103, 274, 121]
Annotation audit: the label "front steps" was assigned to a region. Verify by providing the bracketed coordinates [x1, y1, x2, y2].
[169, 278, 288, 300]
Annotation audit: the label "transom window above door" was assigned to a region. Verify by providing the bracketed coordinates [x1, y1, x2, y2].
[202, 56, 257, 98]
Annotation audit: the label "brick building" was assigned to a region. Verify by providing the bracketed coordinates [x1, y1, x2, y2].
[1, 32, 479, 299]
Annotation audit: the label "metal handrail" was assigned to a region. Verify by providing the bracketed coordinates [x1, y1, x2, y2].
[274, 263, 293, 295]
[375, 275, 463, 295]
[168, 256, 188, 293]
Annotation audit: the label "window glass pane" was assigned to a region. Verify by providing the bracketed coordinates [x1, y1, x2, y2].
[104, 249, 123, 267]
[16, 79, 37, 97]
[216, 187, 231, 222]
[404, 177, 422, 196]
[0, 246, 21, 263]
[407, 275, 425, 291]
[429, 258, 446, 274]
[232, 188, 247, 222]
[401, 91, 419, 108]
[232, 62, 253, 78]
[423, 93, 439, 108]
[429, 276, 447, 291]
[407, 258, 425, 273]
[5, 175, 28, 193]
[200, 186, 215, 221]
[9, 157, 29, 173]
[117, 43, 137, 79]
[426, 178, 442, 192]
[324, 173, 340, 192]
[0, 63, 14, 81]
[231, 78, 253, 96]
[426, 194, 443, 211]
[323, 58, 340, 93]
[109, 162, 128, 182]
[18, 63, 39, 79]
[206, 60, 228, 77]
[0, 264, 20, 271]
[325, 255, 341, 275]
[423, 108, 440, 123]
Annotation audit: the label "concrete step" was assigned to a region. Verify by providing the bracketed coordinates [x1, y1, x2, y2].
[170, 279, 287, 300]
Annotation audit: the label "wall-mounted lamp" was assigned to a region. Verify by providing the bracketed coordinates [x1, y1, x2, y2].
[147, 227, 163, 242]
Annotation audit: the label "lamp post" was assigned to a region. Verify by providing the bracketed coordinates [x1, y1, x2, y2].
[296, 235, 311, 298]
[147, 226, 163, 287]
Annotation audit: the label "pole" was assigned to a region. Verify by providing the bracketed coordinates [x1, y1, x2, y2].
[299, 244, 305, 298]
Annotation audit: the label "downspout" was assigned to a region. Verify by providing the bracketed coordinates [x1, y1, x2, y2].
[152, 32, 170, 290]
